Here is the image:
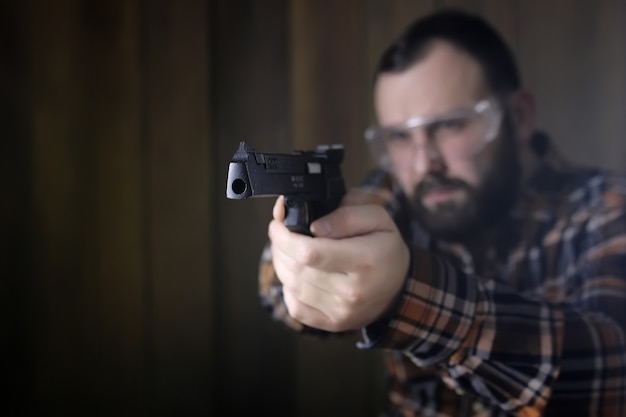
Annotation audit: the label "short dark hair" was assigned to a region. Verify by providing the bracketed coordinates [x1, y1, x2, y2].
[376, 9, 521, 96]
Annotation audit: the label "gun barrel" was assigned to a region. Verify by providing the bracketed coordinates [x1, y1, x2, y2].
[226, 162, 252, 199]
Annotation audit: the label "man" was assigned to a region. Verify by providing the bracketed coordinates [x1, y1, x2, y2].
[259, 9, 626, 416]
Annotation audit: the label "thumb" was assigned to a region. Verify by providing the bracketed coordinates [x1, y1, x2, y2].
[310, 204, 395, 239]
[273, 196, 285, 221]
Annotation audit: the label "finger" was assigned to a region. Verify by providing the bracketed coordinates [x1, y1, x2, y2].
[270, 240, 304, 285]
[279, 269, 334, 308]
[340, 186, 392, 207]
[269, 218, 326, 268]
[269, 217, 314, 252]
[283, 287, 340, 332]
[271, 208, 396, 276]
[271, 241, 333, 294]
[270, 245, 296, 289]
[272, 195, 285, 221]
[310, 204, 396, 239]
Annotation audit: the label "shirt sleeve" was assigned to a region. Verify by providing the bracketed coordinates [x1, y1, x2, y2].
[358, 191, 626, 416]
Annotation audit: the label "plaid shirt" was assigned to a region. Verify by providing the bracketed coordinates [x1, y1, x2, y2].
[258, 144, 626, 416]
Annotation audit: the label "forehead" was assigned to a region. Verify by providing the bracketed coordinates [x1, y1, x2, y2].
[374, 41, 489, 124]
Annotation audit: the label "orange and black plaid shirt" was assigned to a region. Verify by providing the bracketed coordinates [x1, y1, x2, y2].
[259, 146, 626, 416]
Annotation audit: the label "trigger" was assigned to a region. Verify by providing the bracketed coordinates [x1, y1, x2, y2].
[283, 198, 311, 235]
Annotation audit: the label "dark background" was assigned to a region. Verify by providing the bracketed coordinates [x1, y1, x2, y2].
[2, 0, 625, 416]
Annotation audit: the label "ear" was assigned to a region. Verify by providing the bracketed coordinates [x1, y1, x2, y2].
[508, 88, 536, 145]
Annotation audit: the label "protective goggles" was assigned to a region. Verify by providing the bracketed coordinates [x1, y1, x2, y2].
[364, 97, 503, 171]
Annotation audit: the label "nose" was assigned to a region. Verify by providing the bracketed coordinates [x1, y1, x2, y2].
[411, 135, 444, 176]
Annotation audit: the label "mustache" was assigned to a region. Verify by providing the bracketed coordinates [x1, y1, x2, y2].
[415, 174, 470, 196]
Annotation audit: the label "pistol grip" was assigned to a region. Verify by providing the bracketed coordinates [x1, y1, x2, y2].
[283, 197, 311, 235]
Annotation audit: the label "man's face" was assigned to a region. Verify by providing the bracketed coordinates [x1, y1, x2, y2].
[373, 41, 520, 241]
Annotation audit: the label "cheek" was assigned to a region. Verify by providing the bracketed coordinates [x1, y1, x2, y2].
[393, 151, 490, 197]
[394, 169, 420, 198]
[443, 152, 483, 188]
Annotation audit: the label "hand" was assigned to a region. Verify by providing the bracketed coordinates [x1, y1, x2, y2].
[268, 190, 409, 332]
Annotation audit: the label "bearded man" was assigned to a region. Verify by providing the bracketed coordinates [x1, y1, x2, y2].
[259, 9, 626, 417]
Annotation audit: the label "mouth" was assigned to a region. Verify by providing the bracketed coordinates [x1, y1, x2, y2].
[421, 186, 463, 207]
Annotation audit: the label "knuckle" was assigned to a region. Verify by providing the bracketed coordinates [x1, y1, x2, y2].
[299, 244, 319, 265]
[338, 206, 355, 228]
[342, 189, 367, 206]
[285, 296, 304, 321]
[358, 258, 375, 274]
[282, 281, 298, 297]
[290, 306, 304, 322]
[330, 307, 352, 332]
[373, 205, 391, 224]
[326, 321, 343, 333]
[342, 286, 363, 305]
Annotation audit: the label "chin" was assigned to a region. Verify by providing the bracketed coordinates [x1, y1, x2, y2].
[411, 196, 483, 242]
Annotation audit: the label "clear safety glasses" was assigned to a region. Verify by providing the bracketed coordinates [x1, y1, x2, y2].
[364, 97, 503, 172]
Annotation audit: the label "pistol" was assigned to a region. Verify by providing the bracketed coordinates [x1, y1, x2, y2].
[226, 141, 346, 235]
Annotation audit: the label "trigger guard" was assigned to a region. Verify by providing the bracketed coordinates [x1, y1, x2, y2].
[283, 198, 311, 235]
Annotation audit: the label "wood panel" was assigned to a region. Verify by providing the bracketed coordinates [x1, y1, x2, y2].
[290, 1, 385, 416]
[291, 0, 372, 187]
[24, 0, 215, 414]
[519, 0, 626, 170]
[30, 0, 144, 414]
[211, 1, 298, 416]
[143, 0, 213, 415]
[0, 1, 35, 414]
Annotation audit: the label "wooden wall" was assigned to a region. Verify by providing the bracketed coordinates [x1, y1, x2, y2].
[2, 1, 625, 416]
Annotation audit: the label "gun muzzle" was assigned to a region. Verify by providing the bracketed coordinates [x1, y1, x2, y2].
[226, 162, 252, 199]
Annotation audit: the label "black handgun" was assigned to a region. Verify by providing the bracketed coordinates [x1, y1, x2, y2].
[226, 141, 346, 235]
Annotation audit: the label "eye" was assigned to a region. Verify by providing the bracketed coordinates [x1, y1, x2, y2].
[427, 117, 468, 137]
[384, 129, 412, 143]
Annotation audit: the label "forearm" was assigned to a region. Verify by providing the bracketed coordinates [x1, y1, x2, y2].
[358, 248, 484, 366]
[359, 247, 626, 415]
[544, 307, 626, 415]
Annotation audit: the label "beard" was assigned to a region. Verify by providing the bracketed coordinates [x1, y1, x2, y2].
[408, 119, 521, 242]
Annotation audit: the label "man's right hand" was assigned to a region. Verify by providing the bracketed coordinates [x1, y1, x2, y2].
[268, 190, 409, 333]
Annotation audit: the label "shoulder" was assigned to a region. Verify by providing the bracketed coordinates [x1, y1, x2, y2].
[530, 160, 626, 214]
[523, 164, 626, 249]
[567, 168, 626, 213]
[562, 168, 626, 251]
